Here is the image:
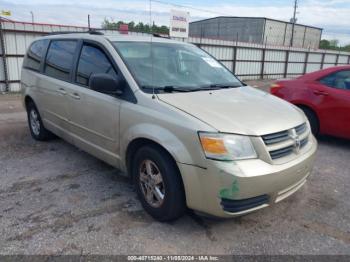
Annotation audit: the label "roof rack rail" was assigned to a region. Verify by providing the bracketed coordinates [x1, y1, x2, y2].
[48, 30, 104, 36]
[89, 30, 104, 35]
[152, 33, 170, 39]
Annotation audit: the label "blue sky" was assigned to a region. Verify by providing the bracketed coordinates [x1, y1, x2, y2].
[2, 0, 350, 44]
[165, 0, 350, 7]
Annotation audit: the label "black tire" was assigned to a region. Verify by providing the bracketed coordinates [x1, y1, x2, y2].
[132, 145, 186, 222]
[26, 101, 54, 141]
[300, 107, 319, 136]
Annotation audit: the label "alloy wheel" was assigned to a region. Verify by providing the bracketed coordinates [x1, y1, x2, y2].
[139, 159, 165, 208]
[29, 109, 40, 136]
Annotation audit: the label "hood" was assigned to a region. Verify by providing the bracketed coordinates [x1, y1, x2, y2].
[157, 86, 305, 136]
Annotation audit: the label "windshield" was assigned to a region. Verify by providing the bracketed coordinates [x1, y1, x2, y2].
[113, 41, 242, 91]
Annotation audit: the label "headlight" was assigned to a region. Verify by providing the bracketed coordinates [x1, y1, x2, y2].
[198, 132, 257, 161]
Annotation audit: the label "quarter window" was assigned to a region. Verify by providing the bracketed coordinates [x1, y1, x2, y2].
[23, 40, 49, 72]
[44, 40, 77, 81]
[76, 44, 118, 86]
[319, 70, 350, 90]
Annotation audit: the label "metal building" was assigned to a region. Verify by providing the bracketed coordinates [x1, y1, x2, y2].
[189, 17, 322, 49]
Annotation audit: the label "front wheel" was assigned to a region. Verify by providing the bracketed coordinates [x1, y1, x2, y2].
[132, 145, 186, 222]
[27, 101, 54, 141]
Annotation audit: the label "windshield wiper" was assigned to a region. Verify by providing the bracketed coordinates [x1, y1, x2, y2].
[208, 84, 242, 89]
[141, 85, 195, 93]
[141, 84, 242, 93]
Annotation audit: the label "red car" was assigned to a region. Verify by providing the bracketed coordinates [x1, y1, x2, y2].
[271, 66, 350, 139]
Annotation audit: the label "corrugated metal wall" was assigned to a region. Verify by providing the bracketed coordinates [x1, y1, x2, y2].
[1, 20, 350, 92]
[189, 17, 265, 43]
[264, 20, 321, 49]
[190, 17, 322, 49]
[264, 19, 286, 46]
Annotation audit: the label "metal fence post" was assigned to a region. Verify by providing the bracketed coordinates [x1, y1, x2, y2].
[232, 46, 237, 74]
[302, 27, 306, 48]
[321, 52, 325, 69]
[0, 19, 9, 92]
[335, 51, 339, 66]
[282, 23, 287, 46]
[303, 48, 309, 74]
[284, 49, 290, 78]
[232, 33, 238, 74]
[260, 36, 267, 79]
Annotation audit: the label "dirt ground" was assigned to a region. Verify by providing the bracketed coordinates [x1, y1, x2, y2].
[1, 85, 350, 255]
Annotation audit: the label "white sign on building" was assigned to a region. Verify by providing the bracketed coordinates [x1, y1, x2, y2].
[169, 9, 190, 38]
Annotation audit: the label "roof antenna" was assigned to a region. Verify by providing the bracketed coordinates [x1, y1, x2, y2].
[150, 0, 155, 99]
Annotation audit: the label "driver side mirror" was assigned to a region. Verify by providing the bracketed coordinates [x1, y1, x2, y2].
[89, 73, 125, 96]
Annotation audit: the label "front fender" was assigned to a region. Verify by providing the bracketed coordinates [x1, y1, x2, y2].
[120, 123, 195, 171]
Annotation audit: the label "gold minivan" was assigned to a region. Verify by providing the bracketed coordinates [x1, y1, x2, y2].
[21, 32, 317, 221]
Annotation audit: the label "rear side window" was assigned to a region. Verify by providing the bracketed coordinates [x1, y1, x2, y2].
[76, 44, 118, 86]
[320, 70, 350, 90]
[44, 40, 77, 81]
[23, 40, 48, 72]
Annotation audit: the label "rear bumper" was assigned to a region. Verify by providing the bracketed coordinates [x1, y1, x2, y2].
[178, 135, 317, 218]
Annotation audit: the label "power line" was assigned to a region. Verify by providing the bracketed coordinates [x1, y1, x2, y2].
[151, 0, 229, 16]
[151, 0, 343, 46]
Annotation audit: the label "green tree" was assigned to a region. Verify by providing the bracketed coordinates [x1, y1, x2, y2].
[343, 44, 350, 52]
[319, 39, 330, 49]
[329, 39, 339, 49]
[101, 18, 119, 30]
[102, 18, 169, 35]
[159, 25, 169, 34]
[319, 38, 350, 52]
[128, 21, 135, 31]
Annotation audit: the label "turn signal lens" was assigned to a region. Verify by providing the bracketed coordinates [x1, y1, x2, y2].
[199, 136, 228, 154]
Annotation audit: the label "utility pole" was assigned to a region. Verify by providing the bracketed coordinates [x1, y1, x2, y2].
[30, 11, 34, 23]
[290, 0, 298, 47]
[88, 14, 91, 31]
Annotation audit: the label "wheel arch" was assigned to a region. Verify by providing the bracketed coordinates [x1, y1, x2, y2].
[126, 137, 180, 181]
[24, 95, 35, 110]
[125, 137, 187, 205]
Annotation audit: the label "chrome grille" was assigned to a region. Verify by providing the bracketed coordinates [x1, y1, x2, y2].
[262, 123, 310, 161]
[270, 146, 294, 160]
[262, 130, 289, 145]
[300, 137, 308, 148]
[295, 123, 307, 135]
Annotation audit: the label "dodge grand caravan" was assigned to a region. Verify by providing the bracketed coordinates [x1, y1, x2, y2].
[21, 32, 317, 221]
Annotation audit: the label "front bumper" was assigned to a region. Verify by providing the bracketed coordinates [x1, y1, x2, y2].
[178, 135, 317, 218]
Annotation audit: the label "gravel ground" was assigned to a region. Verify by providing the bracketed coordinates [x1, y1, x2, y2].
[0, 88, 350, 255]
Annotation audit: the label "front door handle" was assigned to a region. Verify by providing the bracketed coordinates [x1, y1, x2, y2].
[69, 92, 80, 100]
[57, 88, 67, 95]
[313, 90, 329, 96]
